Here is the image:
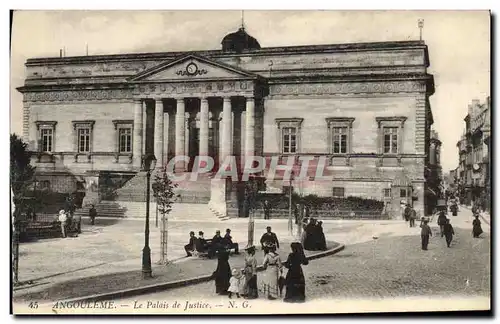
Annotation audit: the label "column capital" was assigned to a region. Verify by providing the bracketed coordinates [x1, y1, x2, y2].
[133, 99, 143, 104]
[154, 98, 163, 104]
[200, 97, 209, 104]
[245, 96, 255, 100]
[174, 97, 185, 103]
[222, 97, 231, 103]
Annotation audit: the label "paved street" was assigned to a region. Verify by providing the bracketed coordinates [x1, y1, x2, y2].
[117, 207, 490, 306]
[16, 216, 368, 285]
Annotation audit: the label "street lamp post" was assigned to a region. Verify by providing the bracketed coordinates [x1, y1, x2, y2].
[288, 171, 295, 236]
[142, 154, 157, 279]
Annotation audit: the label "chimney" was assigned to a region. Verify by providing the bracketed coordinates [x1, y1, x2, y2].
[468, 104, 473, 116]
[59, 49, 62, 58]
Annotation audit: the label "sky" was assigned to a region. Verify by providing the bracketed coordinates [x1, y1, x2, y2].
[9, 10, 490, 173]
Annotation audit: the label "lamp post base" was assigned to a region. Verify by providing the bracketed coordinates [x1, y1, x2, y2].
[142, 246, 152, 279]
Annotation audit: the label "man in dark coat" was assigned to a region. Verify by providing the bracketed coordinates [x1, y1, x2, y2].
[223, 228, 239, 254]
[260, 226, 279, 254]
[404, 204, 412, 222]
[263, 200, 271, 220]
[443, 219, 455, 248]
[420, 219, 432, 250]
[184, 231, 197, 257]
[89, 204, 97, 225]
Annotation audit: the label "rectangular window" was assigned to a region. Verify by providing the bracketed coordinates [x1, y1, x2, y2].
[384, 127, 398, 154]
[400, 189, 407, 198]
[78, 128, 91, 153]
[282, 127, 297, 154]
[332, 187, 345, 198]
[332, 127, 348, 154]
[41, 129, 53, 152]
[119, 128, 132, 153]
[384, 188, 391, 198]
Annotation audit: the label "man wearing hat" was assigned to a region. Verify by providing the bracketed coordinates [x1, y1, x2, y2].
[420, 218, 432, 250]
[223, 228, 239, 254]
[260, 226, 280, 255]
[184, 231, 197, 257]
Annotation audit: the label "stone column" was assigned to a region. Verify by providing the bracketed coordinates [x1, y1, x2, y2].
[220, 97, 232, 164]
[175, 98, 186, 171]
[154, 99, 164, 168]
[142, 101, 147, 155]
[245, 96, 255, 158]
[199, 97, 209, 157]
[163, 111, 169, 166]
[133, 99, 143, 169]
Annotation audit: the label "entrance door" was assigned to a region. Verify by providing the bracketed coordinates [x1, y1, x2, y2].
[187, 128, 199, 171]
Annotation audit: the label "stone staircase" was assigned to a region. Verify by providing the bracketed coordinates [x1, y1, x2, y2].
[75, 201, 223, 221]
[113, 171, 211, 203]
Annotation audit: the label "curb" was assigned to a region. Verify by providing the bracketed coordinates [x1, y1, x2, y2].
[48, 244, 346, 305]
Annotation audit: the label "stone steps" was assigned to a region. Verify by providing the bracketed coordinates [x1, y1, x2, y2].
[75, 201, 222, 221]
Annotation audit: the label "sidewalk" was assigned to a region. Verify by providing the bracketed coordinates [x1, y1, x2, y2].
[460, 205, 491, 227]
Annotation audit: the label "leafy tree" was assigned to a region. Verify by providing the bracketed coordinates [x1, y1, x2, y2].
[10, 134, 35, 219]
[152, 166, 179, 264]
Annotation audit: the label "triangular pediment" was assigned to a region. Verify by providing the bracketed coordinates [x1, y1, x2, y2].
[129, 54, 258, 82]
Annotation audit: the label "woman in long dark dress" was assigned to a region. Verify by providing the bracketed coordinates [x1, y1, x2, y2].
[472, 215, 483, 238]
[316, 221, 327, 251]
[303, 219, 317, 251]
[212, 249, 231, 295]
[283, 242, 308, 303]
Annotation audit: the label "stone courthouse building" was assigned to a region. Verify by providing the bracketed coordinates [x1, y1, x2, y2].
[17, 26, 436, 219]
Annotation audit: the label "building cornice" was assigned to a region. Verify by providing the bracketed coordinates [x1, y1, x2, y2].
[25, 41, 428, 67]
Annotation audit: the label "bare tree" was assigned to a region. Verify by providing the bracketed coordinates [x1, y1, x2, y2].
[152, 166, 178, 265]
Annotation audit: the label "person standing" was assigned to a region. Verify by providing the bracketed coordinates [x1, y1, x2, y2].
[58, 210, 68, 238]
[228, 269, 243, 299]
[263, 200, 271, 220]
[409, 207, 417, 228]
[437, 211, 447, 237]
[261, 244, 282, 300]
[404, 203, 412, 222]
[243, 245, 258, 299]
[442, 219, 455, 248]
[420, 218, 432, 250]
[212, 249, 231, 295]
[284, 242, 309, 303]
[89, 204, 97, 225]
[260, 226, 280, 255]
[472, 214, 483, 238]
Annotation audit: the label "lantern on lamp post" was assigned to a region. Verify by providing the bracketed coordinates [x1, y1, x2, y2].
[141, 154, 157, 279]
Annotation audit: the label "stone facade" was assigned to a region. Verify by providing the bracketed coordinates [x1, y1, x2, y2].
[18, 31, 435, 218]
[455, 97, 490, 209]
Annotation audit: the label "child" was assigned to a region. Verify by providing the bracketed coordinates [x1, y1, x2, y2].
[228, 269, 242, 298]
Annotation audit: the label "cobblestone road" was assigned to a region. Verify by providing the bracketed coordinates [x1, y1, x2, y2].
[119, 208, 490, 303]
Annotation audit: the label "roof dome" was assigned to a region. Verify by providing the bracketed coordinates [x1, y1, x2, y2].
[221, 27, 261, 53]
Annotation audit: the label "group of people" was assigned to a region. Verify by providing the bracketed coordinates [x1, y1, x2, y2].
[403, 203, 418, 227]
[300, 218, 327, 251]
[212, 241, 309, 303]
[184, 229, 239, 259]
[419, 208, 485, 251]
[57, 209, 81, 238]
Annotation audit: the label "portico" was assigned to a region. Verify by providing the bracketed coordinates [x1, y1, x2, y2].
[128, 54, 262, 173]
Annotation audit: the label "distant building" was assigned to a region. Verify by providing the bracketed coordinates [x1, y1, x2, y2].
[456, 97, 490, 208]
[425, 129, 442, 214]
